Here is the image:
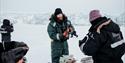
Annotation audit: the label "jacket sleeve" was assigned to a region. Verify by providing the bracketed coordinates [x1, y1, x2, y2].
[67, 20, 75, 31]
[79, 32, 102, 56]
[0, 26, 7, 33]
[47, 22, 63, 41]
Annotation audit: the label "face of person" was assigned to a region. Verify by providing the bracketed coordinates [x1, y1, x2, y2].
[17, 58, 24, 63]
[56, 13, 63, 22]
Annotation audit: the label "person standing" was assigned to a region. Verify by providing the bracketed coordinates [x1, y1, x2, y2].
[0, 19, 14, 42]
[47, 8, 77, 63]
[79, 10, 125, 63]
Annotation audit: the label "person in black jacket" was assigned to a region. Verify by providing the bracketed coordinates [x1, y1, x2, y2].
[79, 10, 125, 63]
[0, 19, 14, 42]
[0, 41, 29, 63]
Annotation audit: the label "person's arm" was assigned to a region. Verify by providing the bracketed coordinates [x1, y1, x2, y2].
[97, 20, 111, 34]
[79, 32, 101, 56]
[47, 22, 64, 41]
[67, 20, 78, 37]
[0, 26, 7, 33]
[79, 20, 111, 56]
[67, 20, 75, 32]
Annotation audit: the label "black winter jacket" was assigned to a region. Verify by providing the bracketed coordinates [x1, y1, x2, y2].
[79, 17, 125, 63]
[0, 41, 29, 63]
[0, 25, 14, 36]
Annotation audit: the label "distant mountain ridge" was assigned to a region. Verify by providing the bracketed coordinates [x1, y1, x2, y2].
[0, 12, 125, 26]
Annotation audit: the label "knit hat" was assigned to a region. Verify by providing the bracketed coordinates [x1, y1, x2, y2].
[54, 8, 63, 16]
[3, 19, 10, 25]
[89, 10, 102, 22]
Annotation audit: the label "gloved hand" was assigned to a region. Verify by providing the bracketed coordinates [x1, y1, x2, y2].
[0, 28, 5, 31]
[71, 31, 78, 37]
[79, 36, 88, 46]
[59, 33, 69, 41]
[63, 31, 69, 38]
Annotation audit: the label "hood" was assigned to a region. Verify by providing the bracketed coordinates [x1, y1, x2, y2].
[3, 19, 10, 26]
[89, 17, 120, 33]
[102, 21, 120, 33]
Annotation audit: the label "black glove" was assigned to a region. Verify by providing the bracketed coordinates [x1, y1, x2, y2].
[79, 36, 87, 46]
[71, 31, 78, 38]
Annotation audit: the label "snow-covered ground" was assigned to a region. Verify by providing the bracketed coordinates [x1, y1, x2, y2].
[0, 23, 125, 63]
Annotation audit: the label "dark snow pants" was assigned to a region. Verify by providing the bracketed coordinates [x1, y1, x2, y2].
[2, 35, 11, 42]
[51, 41, 69, 63]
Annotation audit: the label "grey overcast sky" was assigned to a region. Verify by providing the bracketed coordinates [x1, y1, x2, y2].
[0, 0, 125, 16]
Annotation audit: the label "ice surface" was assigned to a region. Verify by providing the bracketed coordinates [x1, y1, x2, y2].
[0, 23, 124, 63]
